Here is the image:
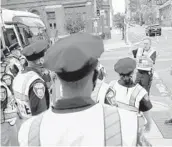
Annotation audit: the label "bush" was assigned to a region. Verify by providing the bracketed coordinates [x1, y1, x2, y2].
[65, 16, 85, 34]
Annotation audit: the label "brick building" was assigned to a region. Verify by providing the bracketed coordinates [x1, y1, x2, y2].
[1, 0, 113, 39]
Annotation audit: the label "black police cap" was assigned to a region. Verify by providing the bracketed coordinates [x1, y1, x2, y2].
[114, 57, 136, 75]
[43, 33, 104, 82]
[22, 40, 49, 61]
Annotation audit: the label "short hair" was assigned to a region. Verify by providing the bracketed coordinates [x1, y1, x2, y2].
[0, 85, 7, 97]
[1, 73, 13, 81]
[59, 71, 92, 90]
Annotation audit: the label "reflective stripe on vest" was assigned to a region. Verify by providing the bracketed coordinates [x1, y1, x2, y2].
[129, 84, 143, 107]
[147, 49, 156, 59]
[103, 105, 122, 146]
[27, 105, 122, 146]
[137, 48, 155, 71]
[137, 57, 153, 71]
[116, 102, 138, 112]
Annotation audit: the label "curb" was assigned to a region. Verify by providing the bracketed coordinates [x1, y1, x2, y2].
[153, 71, 172, 99]
[151, 100, 170, 109]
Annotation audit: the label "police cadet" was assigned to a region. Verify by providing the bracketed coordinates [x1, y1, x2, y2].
[135, 38, 156, 94]
[18, 33, 124, 146]
[5, 49, 23, 73]
[12, 40, 49, 120]
[108, 57, 153, 146]
[0, 81, 18, 146]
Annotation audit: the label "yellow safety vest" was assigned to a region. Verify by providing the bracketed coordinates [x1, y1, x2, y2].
[109, 80, 147, 110]
[20, 104, 122, 146]
[136, 48, 156, 71]
[108, 81, 148, 146]
[0, 82, 18, 124]
[13, 71, 43, 118]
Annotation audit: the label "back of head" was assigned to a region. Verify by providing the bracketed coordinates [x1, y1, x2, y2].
[44, 33, 104, 95]
[44, 33, 104, 82]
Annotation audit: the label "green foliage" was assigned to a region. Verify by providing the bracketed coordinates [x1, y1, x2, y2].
[96, 0, 103, 10]
[113, 13, 125, 29]
[129, 0, 158, 25]
[113, 13, 125, 39]
[65, 16, 85, 34]
[129, 0, 138, 12]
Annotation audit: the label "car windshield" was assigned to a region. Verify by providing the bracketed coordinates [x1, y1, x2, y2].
[13, 16, 49, 46]
[3, 27, 18, 48]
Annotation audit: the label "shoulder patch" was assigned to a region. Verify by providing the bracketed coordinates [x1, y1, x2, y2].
[33, 83, 45, 99]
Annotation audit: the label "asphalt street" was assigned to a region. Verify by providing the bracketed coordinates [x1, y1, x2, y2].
[100, 26, 172, 145]
[128, 26, 172, 107]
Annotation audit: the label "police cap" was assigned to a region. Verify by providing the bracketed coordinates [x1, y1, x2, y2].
[114, 57, 136, 75]
[44, 33, 104, 82]
[22, 40, 49, 61]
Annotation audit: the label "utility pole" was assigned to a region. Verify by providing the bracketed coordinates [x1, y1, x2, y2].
[93, 0, 98, 35]
[125, 0, 129, 44]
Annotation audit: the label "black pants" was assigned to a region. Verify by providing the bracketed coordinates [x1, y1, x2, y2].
[135, 70, 153, 95]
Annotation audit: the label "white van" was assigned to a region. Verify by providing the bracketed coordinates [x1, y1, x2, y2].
[0, 8, 49, 52]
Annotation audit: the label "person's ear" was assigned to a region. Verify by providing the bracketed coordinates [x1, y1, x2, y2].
[93, 69, 99, 83]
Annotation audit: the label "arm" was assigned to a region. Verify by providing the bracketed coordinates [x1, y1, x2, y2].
[29, 79, 49, 116]
[139, 94, 153, 132]
[150, 51, 156, 64]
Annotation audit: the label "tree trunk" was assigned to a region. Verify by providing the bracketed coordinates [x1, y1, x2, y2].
[122, 27, 125, 40]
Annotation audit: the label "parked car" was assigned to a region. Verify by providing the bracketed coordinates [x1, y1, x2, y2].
[145, 24, 161, 36]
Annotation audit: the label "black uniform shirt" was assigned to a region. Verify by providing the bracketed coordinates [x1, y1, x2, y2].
[23, 67, 50, 115]
[28, 79, 49, 116]
[139, 95, 152, 112]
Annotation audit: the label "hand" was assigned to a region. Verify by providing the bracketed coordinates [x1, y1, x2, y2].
[144, 123, 151, 132]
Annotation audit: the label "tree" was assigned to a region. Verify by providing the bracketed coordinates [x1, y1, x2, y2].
[113, 13, 125, 40]
[65, 16, 85, 34]
[129, 0, 158, 25]
[129, 0, 138, 12]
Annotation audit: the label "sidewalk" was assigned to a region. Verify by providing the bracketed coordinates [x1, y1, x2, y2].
[103, 29, 130, 50]
[140, 100, 172, 146]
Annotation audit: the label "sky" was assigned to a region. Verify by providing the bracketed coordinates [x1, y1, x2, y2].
[112, 0, 125, 14]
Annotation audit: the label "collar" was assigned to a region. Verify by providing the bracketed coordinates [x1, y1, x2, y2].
[118, 80, 135, 88]
[23, 66, 42, 76]
[52, 97, 96, 113]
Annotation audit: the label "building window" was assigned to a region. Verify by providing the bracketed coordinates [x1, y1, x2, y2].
[47, 12, 55, 20]
[49, 23, 52, 29]
[54, 23, 56, 29]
